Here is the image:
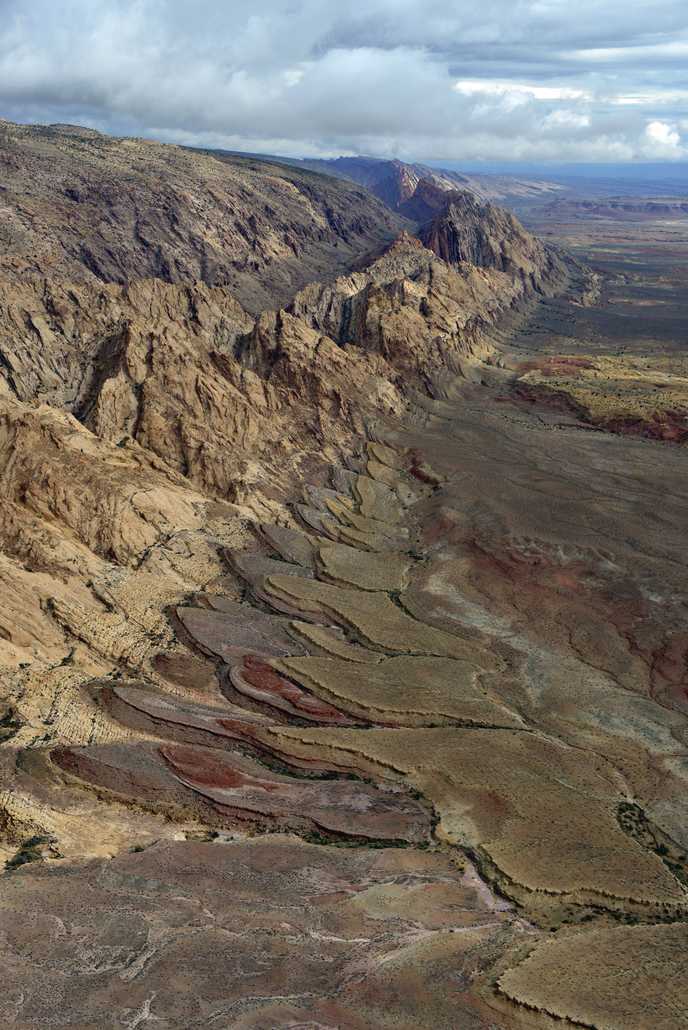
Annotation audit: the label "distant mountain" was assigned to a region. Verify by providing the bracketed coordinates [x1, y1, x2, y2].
[536, 196, 688, 221]
[290, 155, 567, 211]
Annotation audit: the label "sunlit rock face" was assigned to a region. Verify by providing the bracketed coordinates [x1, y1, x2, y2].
[419, 189, 562, 283]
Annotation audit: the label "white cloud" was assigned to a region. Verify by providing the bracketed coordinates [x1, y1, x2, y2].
[0, 0, 687, 163]
[283, 68, 305, 88]
[645, 120, 683, 153]
[611, 89, 688, 106]
[454, 80, 589, 101]
[543, 109, 591, 129]
[568, 40, 688, 63]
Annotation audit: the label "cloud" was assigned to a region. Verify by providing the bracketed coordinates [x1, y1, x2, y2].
[611, 91, 688, 106]
[543, 110, 592, 130]
[645, 119, 683, 155]
[0, 0, 687, 163]
[454, 81, 589, 102]
[568, 41, 688, 63]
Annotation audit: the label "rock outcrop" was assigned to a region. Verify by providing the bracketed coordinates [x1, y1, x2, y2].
[419, 190, 562, 284]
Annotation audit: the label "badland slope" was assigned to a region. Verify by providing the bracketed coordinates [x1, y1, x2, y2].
[539, 195, 688, 221]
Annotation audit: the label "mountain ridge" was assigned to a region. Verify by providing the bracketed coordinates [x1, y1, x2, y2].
[0, 119, 410, 313]
[10, 120, 666, 1030]
[258, 152, 568, 209]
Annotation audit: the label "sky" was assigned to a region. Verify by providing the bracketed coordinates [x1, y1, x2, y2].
[1, 0, 687, 164]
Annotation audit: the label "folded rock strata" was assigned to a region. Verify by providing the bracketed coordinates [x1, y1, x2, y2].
[316, 540, 411, 592]
[239, 724, 686, 915]
[275, 654, 522, 728]
[51, 741, 432, 842]
[287, 620, 385, 663]
[227, 655, 359, 725]
[264, 574, 495, 659]
[174, 604, 305, 660]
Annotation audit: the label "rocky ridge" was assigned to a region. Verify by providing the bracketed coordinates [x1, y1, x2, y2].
[0, 120, 407, 313]
[0, 122, 564, 801]
[287, 154, 567, 209]
[419, 190, 557, 282]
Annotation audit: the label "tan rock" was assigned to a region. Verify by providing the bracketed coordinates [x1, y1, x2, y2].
[276, 654, 523, 728]
[317, 541, 411, 592]
[498, 923, 688, 1029]
[265, 574, 496, 661]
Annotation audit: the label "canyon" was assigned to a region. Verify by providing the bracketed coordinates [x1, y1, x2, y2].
[0, 121, 687, 1029]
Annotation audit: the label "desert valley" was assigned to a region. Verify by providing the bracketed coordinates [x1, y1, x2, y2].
[0, 120, 686, 1028]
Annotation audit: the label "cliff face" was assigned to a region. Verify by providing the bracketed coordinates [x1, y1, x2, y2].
[305, 157, 424, 209]
[419, 190, 562, 283]
[290, 154, 566, 208]
[396, 177, 455, 221]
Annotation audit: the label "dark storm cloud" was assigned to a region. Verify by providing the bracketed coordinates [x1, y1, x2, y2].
[1, 0, 687, 161]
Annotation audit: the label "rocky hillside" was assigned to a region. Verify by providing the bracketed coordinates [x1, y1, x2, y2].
[0, 124, 562, 495]
[0, 230, 557, 519]
[419, 189, 559, 283]
[0, 120, 565, 728]
[0, 121, 407, 313]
